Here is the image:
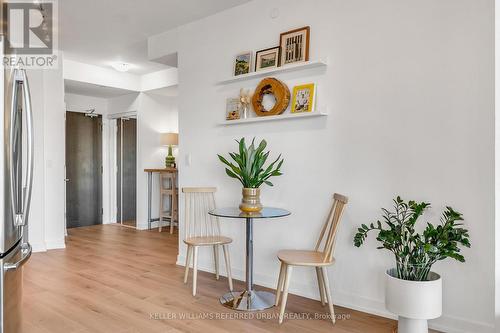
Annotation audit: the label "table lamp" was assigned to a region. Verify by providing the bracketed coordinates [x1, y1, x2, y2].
[161, 132, 178, 167]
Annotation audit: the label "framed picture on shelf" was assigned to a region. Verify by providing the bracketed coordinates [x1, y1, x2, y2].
[226, 98, 240, 120]
[234, 52, 253, 76]
[255, 46, 280, 71]
[291, 83, 316, 113]
[279, 26, 310, 66]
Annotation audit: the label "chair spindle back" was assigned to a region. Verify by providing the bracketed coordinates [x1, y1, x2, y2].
[314, 193, 348, 262]
[182, 187, 221, 239]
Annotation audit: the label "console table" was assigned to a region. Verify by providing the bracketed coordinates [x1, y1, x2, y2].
[144, 168, 177, 230]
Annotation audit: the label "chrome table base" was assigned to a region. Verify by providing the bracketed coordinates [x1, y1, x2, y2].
[220, 217, 276, 311]
[208, 210, 291, 312]
[220, 290, 275, 311]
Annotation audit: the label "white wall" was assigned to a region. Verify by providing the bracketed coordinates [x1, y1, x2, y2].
[150, 1, 495, 332]
[27, 56, 66, 252]
[42, 63, 66, 250]
[107, 93, 140, 115]
[141, 68, 178, 92]
[148, 27, 180, 62]
[65, 93, 108, 115]
[107, 92, 178, 229]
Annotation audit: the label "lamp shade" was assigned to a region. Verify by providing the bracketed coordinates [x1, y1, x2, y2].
[160, 132, 178, 146]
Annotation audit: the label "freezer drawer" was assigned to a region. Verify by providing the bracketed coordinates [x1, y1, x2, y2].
[0, 242, 31, 333]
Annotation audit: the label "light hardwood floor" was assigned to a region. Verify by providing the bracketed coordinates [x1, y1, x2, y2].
[21, 224, 426, 333]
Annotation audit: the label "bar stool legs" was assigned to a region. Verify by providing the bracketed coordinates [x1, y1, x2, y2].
[159, 172, 177, 233]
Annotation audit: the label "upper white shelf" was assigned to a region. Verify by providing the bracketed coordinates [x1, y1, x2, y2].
[216, 59, 328, 85]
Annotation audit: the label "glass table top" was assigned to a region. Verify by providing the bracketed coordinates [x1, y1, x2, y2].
[209, 207, 291, 219]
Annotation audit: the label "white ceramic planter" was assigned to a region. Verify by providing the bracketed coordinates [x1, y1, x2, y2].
[385, 268, 442, 333]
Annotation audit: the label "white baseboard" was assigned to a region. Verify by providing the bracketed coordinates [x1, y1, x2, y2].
[136, 222, 149, 230]
[32, 238, 65, 252]
[137, 220, 179, 231]
[31, 242, 47, 253]
[176, 254, 495, 333]
[45, 238, 66, 250]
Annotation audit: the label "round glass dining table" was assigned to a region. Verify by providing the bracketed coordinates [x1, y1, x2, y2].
[209, 207, 290, 311]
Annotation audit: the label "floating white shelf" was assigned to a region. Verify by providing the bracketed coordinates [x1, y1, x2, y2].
[219, 108, 328, 126]
[216, 59, 328, 85]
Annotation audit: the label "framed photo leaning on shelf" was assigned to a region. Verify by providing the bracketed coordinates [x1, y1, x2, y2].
[291, 83, 316, 113]
[279, 26, 310, 66]
[226, 98, 240, 120]
[255, 46, 280, 71]
[234, 51, 253, 76]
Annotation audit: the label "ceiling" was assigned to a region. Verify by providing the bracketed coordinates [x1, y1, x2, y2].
[64, 80, 137, 98]
[59, 0, 251, 75]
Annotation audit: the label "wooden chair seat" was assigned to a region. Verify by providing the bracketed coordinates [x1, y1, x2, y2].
[184, 236, 232, 246]
[277, 250, 334, 267]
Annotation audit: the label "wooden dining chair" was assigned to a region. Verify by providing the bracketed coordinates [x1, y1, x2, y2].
[182, 187, 233, 296]
[275, 193, 348, 325]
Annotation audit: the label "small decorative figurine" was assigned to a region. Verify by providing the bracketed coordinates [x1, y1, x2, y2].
[239, 88, 252, 119]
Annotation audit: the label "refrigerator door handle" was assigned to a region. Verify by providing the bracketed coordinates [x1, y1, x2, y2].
[9, 69, 21, 227]
[20, 69, 34, 229]
[3, 243, 32, 271]
[9, 69, 34, 229]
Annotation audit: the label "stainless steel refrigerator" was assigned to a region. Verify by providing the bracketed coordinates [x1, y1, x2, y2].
[0, 60, 34, 331]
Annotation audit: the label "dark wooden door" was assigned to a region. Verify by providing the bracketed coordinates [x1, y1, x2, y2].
[65, 112, 103, 228]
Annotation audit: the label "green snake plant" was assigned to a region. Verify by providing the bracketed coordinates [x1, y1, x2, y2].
[217, 138, 284, 188]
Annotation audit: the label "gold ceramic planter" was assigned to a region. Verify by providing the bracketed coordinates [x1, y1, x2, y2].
[239, 188, 263, 212]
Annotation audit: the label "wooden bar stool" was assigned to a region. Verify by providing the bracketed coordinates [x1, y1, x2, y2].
[182, 187, 233, 296]
[159, 172, 178, 233]
[275, 193, 348, 325]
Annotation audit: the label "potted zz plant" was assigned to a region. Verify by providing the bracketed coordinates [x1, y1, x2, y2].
[217, 138, 284, 212]
[354, 197, 470, 333]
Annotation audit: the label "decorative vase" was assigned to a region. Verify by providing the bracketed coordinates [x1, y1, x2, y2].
[165, 145, 175, 168]
[239, 188, 262, 212]
[241, 104, 249, 119]
[385, 268, 442, 333]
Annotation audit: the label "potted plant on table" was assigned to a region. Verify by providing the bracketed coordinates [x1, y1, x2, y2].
[217, 138, 284, 212]
[353, 197, 470, 333]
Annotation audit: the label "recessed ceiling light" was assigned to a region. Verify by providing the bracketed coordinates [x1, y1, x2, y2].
[111, 62, 130, 72]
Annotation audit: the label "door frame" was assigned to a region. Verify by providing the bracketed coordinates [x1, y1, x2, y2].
[108, 111, 138, 228]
